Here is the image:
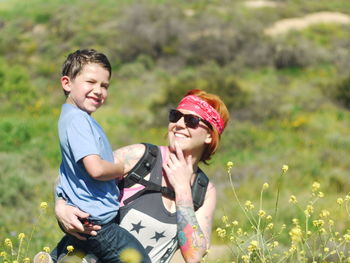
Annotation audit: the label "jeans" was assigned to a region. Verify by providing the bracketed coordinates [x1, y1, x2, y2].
[51, 220, 151, 263]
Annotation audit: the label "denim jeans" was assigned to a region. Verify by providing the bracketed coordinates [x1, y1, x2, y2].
[51, 220, 151, 263]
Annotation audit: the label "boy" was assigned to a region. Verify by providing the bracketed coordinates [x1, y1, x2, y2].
[45, 49, 150, 263]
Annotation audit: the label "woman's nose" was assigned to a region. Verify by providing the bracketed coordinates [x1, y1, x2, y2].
[175, 116, 186, 128]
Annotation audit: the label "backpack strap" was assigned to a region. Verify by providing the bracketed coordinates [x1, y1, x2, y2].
[121, 143, 159, 188]
[120, 143, 209, 211]
[192, 168, 209, 210]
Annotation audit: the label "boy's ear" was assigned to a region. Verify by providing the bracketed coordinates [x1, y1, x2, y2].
[61, 76, 71, 93]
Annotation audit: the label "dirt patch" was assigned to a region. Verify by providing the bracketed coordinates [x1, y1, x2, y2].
[244, 0, 279, 8]
[264, 11, 350, 36]
[170, 245, 230, 263]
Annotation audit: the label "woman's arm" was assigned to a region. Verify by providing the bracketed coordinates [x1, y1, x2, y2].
[163, 141, 216, 262]
[55, 198, 101, 240]
[175, 183, 216, 263]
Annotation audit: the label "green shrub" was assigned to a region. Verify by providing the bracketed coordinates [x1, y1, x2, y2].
[334, 75, 350, 109]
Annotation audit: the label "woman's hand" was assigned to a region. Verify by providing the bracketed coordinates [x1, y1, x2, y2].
[55, 199, 101, 240]
[162, 141, 193, 194]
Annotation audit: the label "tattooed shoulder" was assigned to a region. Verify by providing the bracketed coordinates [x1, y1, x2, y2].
[114, 144, 146, 171]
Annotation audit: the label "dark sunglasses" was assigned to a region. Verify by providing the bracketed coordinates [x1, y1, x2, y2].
[169, 109, 212, 129]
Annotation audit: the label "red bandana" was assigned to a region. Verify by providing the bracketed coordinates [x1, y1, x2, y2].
[177, 95, 225, 134]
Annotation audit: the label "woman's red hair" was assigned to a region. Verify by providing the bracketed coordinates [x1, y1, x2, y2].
[184, 89, 230, 163]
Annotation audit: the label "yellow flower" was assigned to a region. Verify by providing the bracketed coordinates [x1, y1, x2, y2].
[43, 247, 51, 253]
[221, 216, 228, 224]
[272, 241, 279, 248]
[226, 161, 234, 169]
[258, 210, 266, 217]
[18, 233, 25, 240]
[344, 234, 350, 242]
[337, 198, 344, 205]
[262, 183, 269, 190]
[266, 223, 274, 230]
[244, 200, 254, 210]
[0, 251, 7, 257]
[318, 191, 324, 198]
[216, 228, 226, 238]
[292, 218, 299, 225]
[312, 219, 324, 228]
[241, 255, 250, 263]
[67, 245, 74, 252]
[40, 202, 48, 209]
[120, 248, 142, 263]
[282, 165, 288, 173]
[23, 258, 30, 263]
[289, 195, 297, 203]
[4, 238, 12, 247]
[329, 219, 334, 226]
[248, 240, 259, 252]
[312, 182, 320, 192]
[232, 220, 239, 226]
[289, 226, 303, 244]
[319, 210, 330, 218]
[324, 247, 329, 252]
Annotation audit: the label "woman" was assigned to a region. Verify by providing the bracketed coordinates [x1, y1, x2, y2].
[53, 89, 229, 263]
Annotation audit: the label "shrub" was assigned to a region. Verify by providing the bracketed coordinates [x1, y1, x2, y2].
[334, 75, 350, 109]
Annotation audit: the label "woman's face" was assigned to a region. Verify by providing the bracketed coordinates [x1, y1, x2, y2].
[167, 109, 212, 156]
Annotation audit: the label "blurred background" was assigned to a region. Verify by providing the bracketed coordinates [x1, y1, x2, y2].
[1, 0, 350, 261]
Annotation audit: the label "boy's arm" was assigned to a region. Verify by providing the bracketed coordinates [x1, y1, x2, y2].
[83, 143, 147, 181]
[83, 154, 125, 181]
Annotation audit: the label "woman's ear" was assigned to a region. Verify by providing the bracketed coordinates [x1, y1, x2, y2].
[61, 76, 71, 94]
[204, 132, 212, 144]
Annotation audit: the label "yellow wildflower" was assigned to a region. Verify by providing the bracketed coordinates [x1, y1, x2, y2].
[266, 215, 272, 220]
[258, 210, 266, 217]
[241, 255, 250, 263]
[23, 258, 30, 263]
[222, 216, 228, 224]
[18, 233, 25, 240]
[244, 200, 254, 210]
[328, 219, 334, 226]
[337, 198, 344, 205]
[0, 251, 7, 257]
[344, 234, 350, 242]
[312, 182, 320, 192]
[67, 245, 74, 253]
[248, 240, 259, 252]
[232, 220, 239, 226]
[324, 247, 329, 252]
[289, 195, 297, 203]
[345, 195, 350, 201]
[227, 161, 234, 169]
[289, 226, 303, 244]
[4, 238, 12, 248]
[262, 183, 269, 190]
[266, 223, 274, 230]
[43, 247, 51, 253]
[282, 165, 288, 173]
[292, 218, 299, 225]
[312, 219, 324, 228]
[319, 210, 330, 218]
[318, 191, 324, 198]
[272, 241, 279, 248]
[120, 248, 142, 263]
[40, 202, 48, 209]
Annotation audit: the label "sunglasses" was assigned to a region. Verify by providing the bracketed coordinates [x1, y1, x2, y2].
[169, 109, 212, 129]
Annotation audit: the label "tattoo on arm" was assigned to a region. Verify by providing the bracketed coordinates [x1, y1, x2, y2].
[177, 204, 206, 259]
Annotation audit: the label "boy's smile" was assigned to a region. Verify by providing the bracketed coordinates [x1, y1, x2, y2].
[62, 63, 110, 114]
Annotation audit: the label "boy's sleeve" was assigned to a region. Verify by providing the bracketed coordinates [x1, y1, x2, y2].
[66, 115, 100, 163]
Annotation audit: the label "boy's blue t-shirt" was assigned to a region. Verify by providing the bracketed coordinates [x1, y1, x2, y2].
[56, 103, 119, 224]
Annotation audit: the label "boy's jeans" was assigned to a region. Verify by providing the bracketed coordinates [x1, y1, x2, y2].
[51, 220, 151, 263]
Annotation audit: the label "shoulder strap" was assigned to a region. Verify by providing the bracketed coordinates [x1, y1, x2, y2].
[121, 143, 209, 211]
[191, 168, 209, 210]
[121, 143, 159, 188]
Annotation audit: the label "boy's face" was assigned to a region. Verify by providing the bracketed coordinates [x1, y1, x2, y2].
[61, 63, 110, 114]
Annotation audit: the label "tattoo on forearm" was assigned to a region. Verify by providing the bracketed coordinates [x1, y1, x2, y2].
[177, 205, 206, 259]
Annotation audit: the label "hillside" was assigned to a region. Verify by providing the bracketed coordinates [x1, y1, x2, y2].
[1, 0, 350, 261]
